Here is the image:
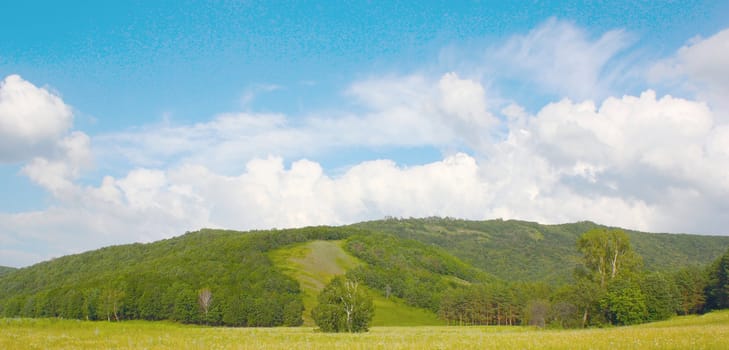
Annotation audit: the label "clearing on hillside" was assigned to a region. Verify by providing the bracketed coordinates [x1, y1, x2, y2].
[270, 240, 443, 326]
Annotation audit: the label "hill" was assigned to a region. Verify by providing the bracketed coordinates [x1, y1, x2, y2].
[2, 218, 728, 327]
[0, 227, 358, 326]
[0, 266, 15, 277]
[351, 218, 729, 283]
[0, 226, 469, 326]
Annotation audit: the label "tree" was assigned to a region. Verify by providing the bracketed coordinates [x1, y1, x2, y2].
[641, 272, 679, 321]
[101, 288, 125, 322]
[198, 288, 213, 325]
[282, 299, 304, 326]
[577, 228, 641, 288]
[705, 248, 729, 311]
[673, 266, 707, 315]
[574, 228, 643, 326]
[600, 280, 647, 325]
[312, 276, 374, 332]
[525, 299, 550, 328]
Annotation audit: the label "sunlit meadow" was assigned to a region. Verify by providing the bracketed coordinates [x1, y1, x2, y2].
[2, 310, 728, 349]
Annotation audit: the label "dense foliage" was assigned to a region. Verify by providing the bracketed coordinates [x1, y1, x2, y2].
[1, 218, 728, 329]
[341, 232, 551, 326]
[0, 266, 15, 277]
[311, 276, 373, 332]
[705, 248, 729, 311]
[345, 233, 492, 312]
[0, 226, 364, 326]
[352, 218, 729, 283]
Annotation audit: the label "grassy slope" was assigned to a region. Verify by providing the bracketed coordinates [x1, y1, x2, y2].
[352, 218, 729, 283]
[270, 240, 443, 326]
[2, 310, 728, 349]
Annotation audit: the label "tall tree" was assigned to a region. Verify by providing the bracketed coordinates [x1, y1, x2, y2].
[577, 228, 641, 288]
[641, 272, 679, 321]
[312, 276, 374, 332]
[705, 248, 729, 311]
[574, 228, 642, 326]
[673, 266, 707, 315]
[101, 288, 125, 322]
[198, 288, 213, 325]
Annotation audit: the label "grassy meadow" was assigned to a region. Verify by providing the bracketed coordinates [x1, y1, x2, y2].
[2, 310, 729, 349]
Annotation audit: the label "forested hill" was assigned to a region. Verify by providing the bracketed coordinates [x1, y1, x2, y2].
[0, 226, 489, 325]
[0, 227, 362, 326]
[2, 219, 728, 327]
[0, 266, 15, 277]
[350, 218, 729, 283]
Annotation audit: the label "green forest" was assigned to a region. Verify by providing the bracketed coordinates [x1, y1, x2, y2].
[1, 218, 728, 329]
[0, 266, 16, 277]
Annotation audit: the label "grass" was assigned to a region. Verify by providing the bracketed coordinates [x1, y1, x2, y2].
[269, 240, 443, 326]
[3, 310, 729, 349]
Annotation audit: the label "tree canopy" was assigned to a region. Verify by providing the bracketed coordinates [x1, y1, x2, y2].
[312, 276, 373, 332]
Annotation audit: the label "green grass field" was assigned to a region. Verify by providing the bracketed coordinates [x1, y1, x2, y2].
[269, 240, 443, 326]
[2, 311, 729, 349]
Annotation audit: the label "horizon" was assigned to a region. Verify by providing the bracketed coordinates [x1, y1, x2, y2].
[3, 216, 725, 269]
[2, 1, 729, 267]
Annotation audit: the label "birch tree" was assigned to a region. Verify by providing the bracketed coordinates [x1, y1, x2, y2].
[198, 288, 212, 324]
[312, 276, 374, 332]
[577, 228, 641, 287]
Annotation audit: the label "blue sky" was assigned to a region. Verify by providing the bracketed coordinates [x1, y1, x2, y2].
[2, 1, 729, 267]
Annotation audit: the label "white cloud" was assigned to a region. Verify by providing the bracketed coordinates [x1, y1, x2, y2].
[497, 90, 729, 234]
[488, 18, 634, 100]
[649, 28, 729, 119]
[94, 72, 497, 174]
[0, 75, 74, 162]
[22, 131, 93, 196]
[4, 22, 729, 267]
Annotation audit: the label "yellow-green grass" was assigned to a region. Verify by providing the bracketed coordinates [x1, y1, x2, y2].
[269, 240, 443, 326]
[3, 311, 729, 349]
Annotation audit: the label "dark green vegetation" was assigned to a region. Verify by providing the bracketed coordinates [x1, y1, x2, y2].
[0, 266, 15, 277]
[1, 218, 728, 329]
[312, 276, 374, 332]
[351, 218, 729, 283]
[0, 227, 358, 326]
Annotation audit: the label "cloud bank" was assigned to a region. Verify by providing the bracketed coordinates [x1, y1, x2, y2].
[2, 20, 729, 267]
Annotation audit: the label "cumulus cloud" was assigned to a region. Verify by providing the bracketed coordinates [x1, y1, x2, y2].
[4, 21, 729, 267]
[650, 28, 729, 119]
[6, 84, 729, 267]
[0, 75, 74, 162]
[95, 72, 496, 174]
[22, 132, 93, 196]
[501, 91, 729, 232]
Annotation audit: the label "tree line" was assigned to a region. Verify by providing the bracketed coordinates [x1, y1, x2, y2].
[347, 228, 729, 328]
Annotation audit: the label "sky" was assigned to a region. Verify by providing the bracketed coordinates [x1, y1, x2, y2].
[2, 1, 729, 267]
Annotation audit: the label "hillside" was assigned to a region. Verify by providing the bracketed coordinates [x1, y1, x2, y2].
[0, 226, 467, 326]
[270, 240, 443, 326]
[2, 218, 728, 327]
[0, 266, 15, 277]
[0, 227, 359, 326]
[351, 218, 729, 283]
